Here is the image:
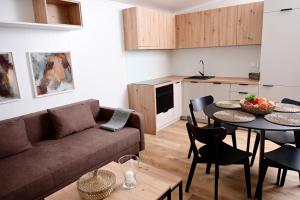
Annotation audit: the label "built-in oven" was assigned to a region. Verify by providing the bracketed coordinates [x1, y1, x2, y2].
[156, 84, 174, 114]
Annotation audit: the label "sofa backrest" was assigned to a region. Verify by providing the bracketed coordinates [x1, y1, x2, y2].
[0, 99, 100, 144]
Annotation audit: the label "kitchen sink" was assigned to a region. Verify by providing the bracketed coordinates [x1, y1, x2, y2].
[185, 75, 215, 80]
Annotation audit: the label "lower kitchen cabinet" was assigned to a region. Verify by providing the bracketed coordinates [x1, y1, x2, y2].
[182, 82, 208, 121]
[174, 81, 182, 118]
[259, 85, 300, 102]
[206, 83, 231, 101]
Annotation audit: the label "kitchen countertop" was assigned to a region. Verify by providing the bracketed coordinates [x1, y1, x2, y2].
[132, 75, 259, 86]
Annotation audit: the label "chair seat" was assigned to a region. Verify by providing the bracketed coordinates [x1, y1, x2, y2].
[199, 142, 251, 165]
[265, 145, 300, 172]
[256, 130, 295, 144]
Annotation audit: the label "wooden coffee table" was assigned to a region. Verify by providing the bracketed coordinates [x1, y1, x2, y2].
[45, 161, 182, 200]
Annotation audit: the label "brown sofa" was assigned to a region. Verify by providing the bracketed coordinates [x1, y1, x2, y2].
[0, 99, 144, 200]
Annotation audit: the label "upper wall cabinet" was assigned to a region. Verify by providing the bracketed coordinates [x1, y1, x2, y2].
[219, 6, 238, 46]
[237, 2, 264, 45]
[176, 12, 204, 48]
[123, 7, 175, 50]
[176, 1, 263, 49]
[204, 9, 220, 47]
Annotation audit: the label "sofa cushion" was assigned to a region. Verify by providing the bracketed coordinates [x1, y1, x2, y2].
[0, 126, 141, 200]
[0, 119, 32, 158]
[48, 103, 97, 138]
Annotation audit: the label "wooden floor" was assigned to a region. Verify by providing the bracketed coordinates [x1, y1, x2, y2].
[140, 120, 300, 200]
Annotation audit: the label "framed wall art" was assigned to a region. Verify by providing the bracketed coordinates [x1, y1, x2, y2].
[0, 52, 20, 104]
[28, 52, 75, 97]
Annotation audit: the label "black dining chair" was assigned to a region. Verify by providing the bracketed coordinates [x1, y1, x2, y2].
[255, 145, 300, 199]
[187, 96, 238, 160]
[185, 116, 252, 200]
[249, 98, 300, 184]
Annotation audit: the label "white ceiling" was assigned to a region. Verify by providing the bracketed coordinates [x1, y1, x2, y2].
[113, 0, 216, 12]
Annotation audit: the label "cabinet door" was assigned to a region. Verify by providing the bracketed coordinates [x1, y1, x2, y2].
[174, 82, 182, 118]
[159, 12, 176, 49]
[206, 83, 231, 102]
[264, 0, 300, 13]
[136, 8, 160, 48]
[260, 9, 300, 86]
[176, 12, 205, 48]
[259, 85, 300, 102]
[219, 6, 238, 46]
[237, 2, 264, 45]
[182, 82, 207, 119]
[204, 9, 220, 47]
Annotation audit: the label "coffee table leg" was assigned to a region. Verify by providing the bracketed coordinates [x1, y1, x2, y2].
[255, 130, 265, 200]
[179, 181, 183, 200]
[159, 188, 171, 200]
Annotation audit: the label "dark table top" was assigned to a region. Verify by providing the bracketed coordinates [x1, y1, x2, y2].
[203, 104, 300, 131]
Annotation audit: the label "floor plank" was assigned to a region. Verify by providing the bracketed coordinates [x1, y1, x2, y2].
[140, 120, 300, 200]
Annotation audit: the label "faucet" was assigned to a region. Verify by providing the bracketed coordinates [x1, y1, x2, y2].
[198, 59, 205, 77]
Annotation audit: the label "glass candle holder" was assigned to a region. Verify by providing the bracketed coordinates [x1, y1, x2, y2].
[118, 155, 139, 189]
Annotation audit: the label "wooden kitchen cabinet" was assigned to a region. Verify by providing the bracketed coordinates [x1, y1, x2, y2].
[176, 12, 205, 48]
[204, 9, 220, 47]
[123, 7, 175, 50]
[237, 2, 264, 45]
[219, 6, 238, 46]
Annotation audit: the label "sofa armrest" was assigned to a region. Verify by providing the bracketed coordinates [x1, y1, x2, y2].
[98, 106, 145, 151]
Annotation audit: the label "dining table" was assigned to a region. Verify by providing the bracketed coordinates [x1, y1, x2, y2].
[203, 103, 300, 199]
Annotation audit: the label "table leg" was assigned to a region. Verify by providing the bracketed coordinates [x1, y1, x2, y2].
[247, 128, 251, 152]
[255, 130, 265, 200]
[159, 188, 172, 200]
[179, 181, 183, 200]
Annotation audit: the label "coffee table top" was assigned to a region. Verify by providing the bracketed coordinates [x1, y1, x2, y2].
[45, 161, 182, 200]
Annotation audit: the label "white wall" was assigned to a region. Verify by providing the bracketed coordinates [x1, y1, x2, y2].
[126, 50, 171, 83]
[171, 45, 261, 77]
[0, 0, 172, 120]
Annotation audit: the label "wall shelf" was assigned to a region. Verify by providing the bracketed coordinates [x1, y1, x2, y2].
[0, 21, 82, 31]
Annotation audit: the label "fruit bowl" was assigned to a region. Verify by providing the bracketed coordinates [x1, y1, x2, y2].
[240, 95, 276, 115]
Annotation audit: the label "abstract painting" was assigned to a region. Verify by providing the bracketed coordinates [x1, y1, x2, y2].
[0, 52, 20, 104]
[29, 52, 75, 97]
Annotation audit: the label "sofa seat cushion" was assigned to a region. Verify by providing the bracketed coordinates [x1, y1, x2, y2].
[0, 126, 140, 200]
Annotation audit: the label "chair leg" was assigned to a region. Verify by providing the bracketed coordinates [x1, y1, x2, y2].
[231, 132, 237, 148]
[280, 169, 287, 187]
[185, 159, 197, 192]
[246, 129, 251, 152]
[188, 145, 193, 159]
[250, 133, 260, 166]
[255, 160, 268, 200]
[276, 168, 282, 185]
[206, 162, 212, 174]
[244, 159, 252, 198]
[214, 164, 219, 200]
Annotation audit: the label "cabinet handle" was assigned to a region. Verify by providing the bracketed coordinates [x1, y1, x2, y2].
[213, 82, 222, 84]
[239, 84, 249, 86]
[175, 82, 180, 84]
[280, 8, 293, 12]
[262, 84, 274, 87]
[238, 92, 248, 95]
[190, 81, 198, 83]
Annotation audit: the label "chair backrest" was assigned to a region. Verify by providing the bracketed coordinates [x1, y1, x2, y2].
[282, 98, 300, 106]
[189, 95, 214, 126]
[186, 116, 227, 159]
